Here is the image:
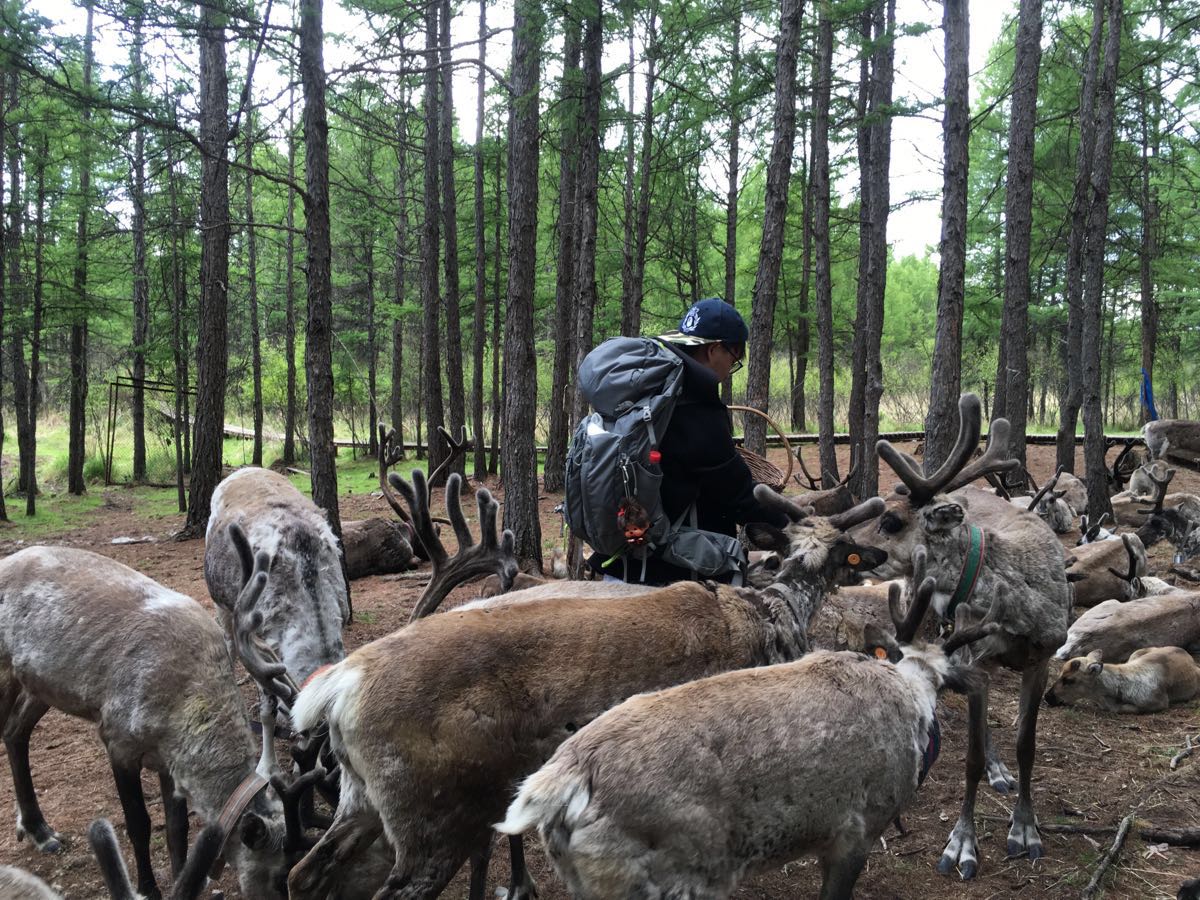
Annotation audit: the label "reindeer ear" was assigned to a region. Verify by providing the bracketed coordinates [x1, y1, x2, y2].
[921, 501, 965, 532]
[861, 624, 901, 663]
[745, 523, 790, 554]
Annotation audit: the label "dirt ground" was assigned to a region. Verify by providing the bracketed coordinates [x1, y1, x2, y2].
[0, 442, 1197, 899]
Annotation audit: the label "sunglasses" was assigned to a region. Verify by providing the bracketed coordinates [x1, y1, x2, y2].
[721, 343, 745, 375]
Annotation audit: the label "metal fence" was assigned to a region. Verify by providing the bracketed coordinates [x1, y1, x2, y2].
[103, 376, 195, 486]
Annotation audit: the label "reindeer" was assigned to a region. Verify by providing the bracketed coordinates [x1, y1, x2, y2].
[284, 489, 887, 900]
[1008, 467, 1073, 534]
[1144, 418, 1200, 465]
[849, 393, 1070, 878]
[1045, 647, 1200, 713]
[1055, 590, 1200, 662]
[0, 542, 291, 899]
[497, 552, 993, 900]
[1067, 533, 1151, 608]
[792, 446, 858, 515]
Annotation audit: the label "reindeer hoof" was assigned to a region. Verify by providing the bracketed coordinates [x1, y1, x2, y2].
[938, 823, 979, 880]
[16, 818, 64, 853]
[985, 760, 1017, 794]
[1006, 821, 1044, 861]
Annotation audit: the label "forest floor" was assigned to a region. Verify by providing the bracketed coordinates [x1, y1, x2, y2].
[0, 442, 1197, 899]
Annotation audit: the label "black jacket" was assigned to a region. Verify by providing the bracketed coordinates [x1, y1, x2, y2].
[589, 343, 789, 584]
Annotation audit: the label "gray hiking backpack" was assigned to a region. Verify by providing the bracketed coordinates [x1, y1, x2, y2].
[563, 337, 746, 582]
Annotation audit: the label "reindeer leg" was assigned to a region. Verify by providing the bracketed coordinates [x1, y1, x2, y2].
[158, 771, 189, 877]
[818, 846, 869, 900]
[938, 682, 987, 879]
[504, 833, 539, 899]
[2, 691, 60, 852]
[468, 833, 493, 900]
[111, 761, 162, 900]
[984, 731, 1017, 794]
[1006, 661, 1047, 862]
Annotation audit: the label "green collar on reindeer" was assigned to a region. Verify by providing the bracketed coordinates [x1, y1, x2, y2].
[945, 525, 986, 622]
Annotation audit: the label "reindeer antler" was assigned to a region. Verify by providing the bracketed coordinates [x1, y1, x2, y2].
[942, 594, 1006, 656]
[1025, 466, 1064, 513]
[753, 484, 811, 523]
[379, 424, 415, 527]
[270, 766, 326, 854]
[826, 496, 885, 531]
[794, 444, 821, 490]
[877, 395, 1018, 506]
[1136, 468, 1175, 517]
[1105, 533, 1143, 584]
[890, 546, 935, 643]
[228, 524, 300, 710]
[1109, 442, 1135, 491]
[390, 470, 518, 621]
[427, 425, 470, 487]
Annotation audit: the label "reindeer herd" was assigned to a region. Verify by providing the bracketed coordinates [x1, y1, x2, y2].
[1, 398, 1199, 899]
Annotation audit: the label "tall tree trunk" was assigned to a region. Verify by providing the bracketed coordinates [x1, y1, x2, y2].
[925, 0, 970, 474]
[848, 0, 893, 497]
[0, 55, 6, 519]
[68, 0, 97, 497]
[420, 1, 446, 481]
[1138, 35, 1160, 423]
[542, 6, 582, 494]
[166, 113, 188, 510]
[812, 0, 838, 486]
[618, 14, 636, 337]
[489, 144, 502, 476]
[1056, 0, 1105, 473]
[283, 68, 299, 464]
[722, 10, 743, 407]
[245, 105, 263, 467]
[439, 0, 465, 481]
[471, 0, 488, 480]
[1081, 0, 1123, 523]
[502, 0, 545, 569]
[744, 0, 804, 457]
[623, 0, 659, 337]
[27, 132, 48, 515]
[794, 113, 812, 433]
[131, 12, 149, 481]
[7, 69, 31, 513]
[569, 0, 603, 427]
[392, 101, 411, 453]
[365, 231, 378, 458]
[301, 0, 342, 540]
[994, 0, 1042, 488]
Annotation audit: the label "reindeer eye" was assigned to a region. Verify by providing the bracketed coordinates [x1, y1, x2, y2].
[879, 513, 903, 534]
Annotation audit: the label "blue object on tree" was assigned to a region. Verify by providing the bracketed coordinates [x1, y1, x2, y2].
[1141, 368, 1159, 421]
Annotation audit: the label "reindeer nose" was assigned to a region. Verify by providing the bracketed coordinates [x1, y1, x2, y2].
[1043, 690, 1060, 707]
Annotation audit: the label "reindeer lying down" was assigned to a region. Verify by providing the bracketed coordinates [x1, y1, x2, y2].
[1045, 647, 1200, 713]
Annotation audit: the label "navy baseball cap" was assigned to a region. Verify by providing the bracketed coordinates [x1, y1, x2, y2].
[658, 297, 749, 346]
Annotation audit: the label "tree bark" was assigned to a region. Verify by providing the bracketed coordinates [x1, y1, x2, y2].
[7, 68, 33, 511]
[301, 0, 343, 541]
[1138, 34, 1160, 424]
[1056, 0, 1105, 473]
[994, 0, 1042, 488]
[439, 0, 465, 482]
[502, 0, 545, 569]
[812, 0, 838, 486]
[569, 0, 603, 428]
[849, 0, 893, 497]
[542, 6, 582, 494]
[471, 0, 488, 480]
[618, 14, 636, 338]
[68, 0, 97, 497]
[925, 0, 970, 474]
[392, 99, 411, 453]
[722, 12, 743, 407]
[1081, 0, 1123, 524]
[27, 132, 48, 515]
[131, 12, 149, 481]
[622, 0, 659, 337]
[420, 0, 446, 482]
[166, 107, 188, 511]
[489, 144, 502, 476]
[744, 0, 804, 457]
[245, 104, 263, 467]
[283, 67, 299, 464]
[794, 111, 812, 434]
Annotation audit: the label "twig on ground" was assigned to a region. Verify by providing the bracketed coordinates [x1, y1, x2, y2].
[380, 572, 432, 583]
[1082, 814, 1134, 900]
[1169, 733, 1196, 771]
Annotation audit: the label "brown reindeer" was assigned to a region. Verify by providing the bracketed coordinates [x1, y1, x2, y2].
[1045, 647, 1200, 713]
[1055, 589, 1200, 662]
[285, 490, 887, 900]
[850, 393, 1071, 879]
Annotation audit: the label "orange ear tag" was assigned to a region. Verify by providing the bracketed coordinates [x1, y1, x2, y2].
[873, 647, 888, 660]
[847, 553, 862, 566]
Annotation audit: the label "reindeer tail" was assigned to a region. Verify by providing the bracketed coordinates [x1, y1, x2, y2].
[496, 756, 592, 852]
[291, 660, 362, 735]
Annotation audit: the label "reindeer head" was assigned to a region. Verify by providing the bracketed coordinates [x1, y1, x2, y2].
[1044, 650, 1105, 707]
[744, 490, 887, 588]
[850, 394, 1017, 580]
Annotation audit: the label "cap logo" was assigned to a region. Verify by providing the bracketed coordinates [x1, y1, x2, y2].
[682, 308, 701, 333]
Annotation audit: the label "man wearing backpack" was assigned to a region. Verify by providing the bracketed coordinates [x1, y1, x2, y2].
[565, 297, 789, 585]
